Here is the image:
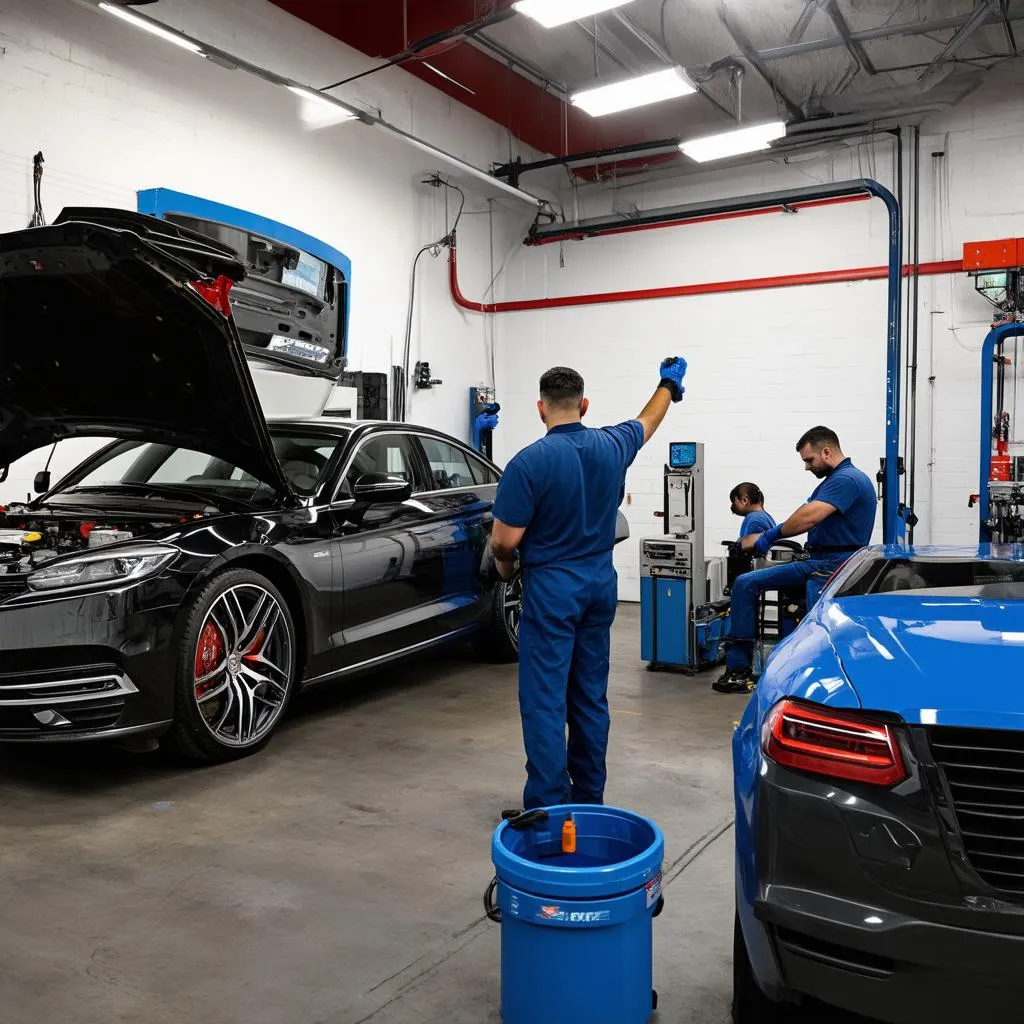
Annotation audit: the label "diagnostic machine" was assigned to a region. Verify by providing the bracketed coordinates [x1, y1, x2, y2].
[640, 442, 727, 672]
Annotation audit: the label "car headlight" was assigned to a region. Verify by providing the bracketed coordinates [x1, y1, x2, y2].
[27, 544, 178, 593]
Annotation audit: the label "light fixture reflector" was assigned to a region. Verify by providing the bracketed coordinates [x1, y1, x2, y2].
[98, 2, 204, 53]
[571, 67, 696, 117]
[680, 121, 788, 162]
[513, 0, 636, 29]
[286, 85, 357, 121]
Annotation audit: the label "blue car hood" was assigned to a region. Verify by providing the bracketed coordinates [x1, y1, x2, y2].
[821, 595, 1024, 729]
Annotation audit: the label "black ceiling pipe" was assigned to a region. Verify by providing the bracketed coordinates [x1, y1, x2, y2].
[493, 138, 684, 187]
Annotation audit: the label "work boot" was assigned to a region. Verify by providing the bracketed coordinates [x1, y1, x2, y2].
[712, 668, 755, 694]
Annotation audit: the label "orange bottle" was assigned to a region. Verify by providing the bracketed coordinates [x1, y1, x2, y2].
[561, 816, 577, 854]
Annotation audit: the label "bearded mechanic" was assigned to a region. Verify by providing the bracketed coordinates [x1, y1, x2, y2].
[714, 425, 877, 694]
[490, 358, 688, 812]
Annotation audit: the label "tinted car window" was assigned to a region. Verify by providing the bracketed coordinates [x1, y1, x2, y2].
[837, 555, 1024, 599]
[420, 437, 475, 490]
[342, 435, 418, 496]
[272, 436, 344, 495]
[467, 453, 499, 485]
[69, 433, 346, 499]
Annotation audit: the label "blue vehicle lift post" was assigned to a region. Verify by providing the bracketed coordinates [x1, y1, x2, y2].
[976, 322, 1024, 542]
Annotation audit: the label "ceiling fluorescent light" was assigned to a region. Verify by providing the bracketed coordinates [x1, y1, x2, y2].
[571, 67, 696, 117]
[680, 121, 788, 162]
[98, 3, 204, 53]
[286, 85, 357, 120]
[513, 0, 636, 28]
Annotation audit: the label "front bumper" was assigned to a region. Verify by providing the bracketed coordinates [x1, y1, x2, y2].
[0, 580, 183, 743]
[749, 753, 1024, 1023]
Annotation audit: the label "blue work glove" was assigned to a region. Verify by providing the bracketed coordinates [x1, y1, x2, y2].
[658, 356, 687, 402]
[753, 524, 783, 556]
[477, 412, 499, 431]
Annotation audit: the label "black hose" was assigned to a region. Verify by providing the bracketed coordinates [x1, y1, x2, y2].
[908, 126, 921, 542]
[28, 151, 46, 228]
[400, 181, 466, 420]
[895, 128, 908, 498]
[484, 877, 502, 923]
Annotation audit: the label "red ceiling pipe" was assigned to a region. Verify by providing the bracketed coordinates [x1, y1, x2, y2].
[526, 195, 873, 246]
[449, 244, 963, 314]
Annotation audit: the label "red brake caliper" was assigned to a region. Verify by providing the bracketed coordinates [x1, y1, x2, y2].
[194, 621, 225, 696]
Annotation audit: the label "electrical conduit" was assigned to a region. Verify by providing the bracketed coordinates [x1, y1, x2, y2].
[449, 244, 962, 313]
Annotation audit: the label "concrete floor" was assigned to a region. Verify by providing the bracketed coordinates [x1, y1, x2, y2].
[0, 605, 869, 1024]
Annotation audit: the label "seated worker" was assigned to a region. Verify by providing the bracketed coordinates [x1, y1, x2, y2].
[730, 482, 776, 540]
[713, 426, 876, 695]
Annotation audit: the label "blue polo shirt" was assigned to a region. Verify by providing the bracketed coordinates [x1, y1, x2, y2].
[493, 420, 644, 568]
[739, 509, 776, 539]
[806, 458, 877, 550]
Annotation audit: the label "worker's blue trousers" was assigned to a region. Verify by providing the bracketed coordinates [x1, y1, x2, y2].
[725, 558, 841, 671]
[518, 554, 618, 810]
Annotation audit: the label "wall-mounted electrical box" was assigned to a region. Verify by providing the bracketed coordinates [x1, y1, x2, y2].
[963, 238, 1024, 271]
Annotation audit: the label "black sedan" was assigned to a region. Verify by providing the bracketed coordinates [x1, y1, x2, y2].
[0, 210, 526, 761]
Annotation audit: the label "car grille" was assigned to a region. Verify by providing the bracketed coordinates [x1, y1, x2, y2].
[0, 572, 29, 599]
[0, 696, 127, 734]
[930, 725, 1024, 894]
[0, 665, 135, 736]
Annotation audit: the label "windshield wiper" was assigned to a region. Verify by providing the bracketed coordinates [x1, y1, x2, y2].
[69, 482, 239, 510]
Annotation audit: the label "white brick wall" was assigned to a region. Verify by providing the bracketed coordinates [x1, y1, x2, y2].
[479, 64, 1024, 600]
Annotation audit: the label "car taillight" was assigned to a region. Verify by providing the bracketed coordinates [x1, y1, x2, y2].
[762, 699, 907, 787]
[190, 275, 235, 317]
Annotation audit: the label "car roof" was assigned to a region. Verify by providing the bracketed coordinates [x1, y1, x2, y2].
[266, 419, 502, 468]
[267, 418, 462, 437]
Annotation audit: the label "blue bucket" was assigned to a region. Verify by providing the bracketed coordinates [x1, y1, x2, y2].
[490, 805, 665, 1024]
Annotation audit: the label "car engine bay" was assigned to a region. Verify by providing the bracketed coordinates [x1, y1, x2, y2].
[0, 507, 179, 576]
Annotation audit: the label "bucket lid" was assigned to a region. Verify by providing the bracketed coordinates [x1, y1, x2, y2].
[492, 804, 664, 899]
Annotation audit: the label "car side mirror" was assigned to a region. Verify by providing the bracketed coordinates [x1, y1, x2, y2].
[33, 470, 51, 494]
[352, 473, 412, 504]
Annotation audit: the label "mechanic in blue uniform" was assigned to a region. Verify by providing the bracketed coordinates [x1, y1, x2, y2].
[713, 426, 876, 694]
[491, 358, 687, 811]
[730, 482, 776, 540]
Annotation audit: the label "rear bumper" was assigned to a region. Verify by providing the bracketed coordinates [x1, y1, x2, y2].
[743, 757, 1024, 1022]
[756, 887, 1023, 1022]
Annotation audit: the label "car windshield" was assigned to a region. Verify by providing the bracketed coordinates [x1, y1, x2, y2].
[59, 430, 349, 503]
[837, 554, 1024, 600]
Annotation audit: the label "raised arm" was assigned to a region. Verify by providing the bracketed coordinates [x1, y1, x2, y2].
[636, 357, 687, 443]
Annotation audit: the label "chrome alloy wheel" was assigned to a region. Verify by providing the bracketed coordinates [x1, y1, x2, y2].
[500, 572, 523, 653]
[193, 583, 294, 748]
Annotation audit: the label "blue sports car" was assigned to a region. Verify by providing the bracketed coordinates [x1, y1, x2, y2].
[732, 544, 1024, 1023]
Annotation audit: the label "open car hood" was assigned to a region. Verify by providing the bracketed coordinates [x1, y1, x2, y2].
[0, 209, 294, 497]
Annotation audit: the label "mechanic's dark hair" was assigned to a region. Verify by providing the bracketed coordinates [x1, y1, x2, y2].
[730, 482, 764, 506]
[539, 366, 584, 409]
[796, 426, 841, 452]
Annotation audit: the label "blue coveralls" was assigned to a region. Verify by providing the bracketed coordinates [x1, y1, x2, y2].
[725, 458, 877, 672]
[493, 420, 645, 810]
[739, 509, 776, 539]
